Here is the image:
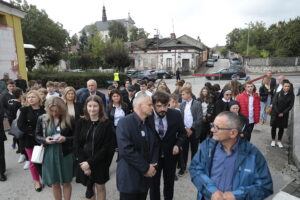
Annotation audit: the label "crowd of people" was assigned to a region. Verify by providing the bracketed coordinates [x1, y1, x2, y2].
[0, 70, 296, 200]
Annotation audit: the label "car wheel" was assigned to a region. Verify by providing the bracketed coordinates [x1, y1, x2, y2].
[163, 74, 167, 79]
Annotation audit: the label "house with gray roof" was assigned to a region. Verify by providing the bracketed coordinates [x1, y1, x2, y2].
[129, 34, 209, 73]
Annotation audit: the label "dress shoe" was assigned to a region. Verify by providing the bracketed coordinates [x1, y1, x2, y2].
[0, 174, 7, 181]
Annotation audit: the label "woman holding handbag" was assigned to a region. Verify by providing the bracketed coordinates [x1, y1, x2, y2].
[35, 97, 74, 200]
[17, 90, 45, 191]
[74, 95, 115, 200]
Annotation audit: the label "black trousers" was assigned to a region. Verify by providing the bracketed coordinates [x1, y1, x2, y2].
[245, 123, 255, 141]
[182, 131, 199, 171]
[150, 156, 177, 200]
[120, 192, 147, 200]
[0, 141, 5, 175]
[271, 127, 284, 140]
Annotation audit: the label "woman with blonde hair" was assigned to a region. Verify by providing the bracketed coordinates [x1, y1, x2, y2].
[17, 90, 45, 191]
[63, 86, 82, 120]
[259, 77, 272, 124]
[74, 95, 115, 200]
[35, 97, 74, 200]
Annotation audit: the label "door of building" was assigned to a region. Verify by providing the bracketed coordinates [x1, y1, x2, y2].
[182, 59, 190, 72]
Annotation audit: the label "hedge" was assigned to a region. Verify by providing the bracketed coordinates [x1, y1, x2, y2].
[28, 72, 127, 89]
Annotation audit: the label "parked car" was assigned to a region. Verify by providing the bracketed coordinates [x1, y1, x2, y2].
[126, 69, 137, 76]
[67, 69, 85, 72]
[230, 57, 241, 65]
[155, 69, 174, 79]
[206, 67, 246, 80]
[129, 70, 157, 82]
[212, 53, 219, 61]
[206, 59, 214, 67]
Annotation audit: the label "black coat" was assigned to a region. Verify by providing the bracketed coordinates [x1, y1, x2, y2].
[106, 103, 129, 126]
[0, 96, 6, 142]
[35, 114, 75, 156]
[148, 109, 186, 160]
[17, 106, 45, 148]
[270, 90, 295, 128]
[74, 119, 115, 183]
[116, 112, 159, 193]
[259, 84, 272, 102]
[79, 91, 106, 108]
[214, 99, 231, 116]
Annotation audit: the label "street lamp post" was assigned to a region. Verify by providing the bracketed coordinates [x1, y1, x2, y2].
[245, 23, 250, 56]
[154, 28, 159, 69]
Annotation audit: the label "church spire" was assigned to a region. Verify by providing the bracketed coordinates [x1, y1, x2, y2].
[102, 5, 107, 22]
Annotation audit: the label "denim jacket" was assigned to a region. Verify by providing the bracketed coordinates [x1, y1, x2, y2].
[189, 138, 273, 200]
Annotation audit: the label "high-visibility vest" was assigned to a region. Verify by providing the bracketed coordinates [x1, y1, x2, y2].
[114, 72, 120, 81]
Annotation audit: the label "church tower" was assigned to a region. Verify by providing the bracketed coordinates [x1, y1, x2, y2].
[102, 5, 107, 22]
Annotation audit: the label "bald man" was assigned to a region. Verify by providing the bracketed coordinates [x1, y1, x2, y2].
[78, 79, 106, 107]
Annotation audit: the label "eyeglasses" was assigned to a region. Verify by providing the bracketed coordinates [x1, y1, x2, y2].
[210, 123, 235, 131]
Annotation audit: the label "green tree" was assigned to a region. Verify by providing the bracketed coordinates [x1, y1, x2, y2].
[71, 34, 79, 46]
[220, 47, 229, 57]
[91, 32, 105, 67]
[79, 30, 88, 53]
[11, 0, 69, 71]
[129, 26, 149, 41]
[103, 39, 130, 70]
[108, 21, 128, 42]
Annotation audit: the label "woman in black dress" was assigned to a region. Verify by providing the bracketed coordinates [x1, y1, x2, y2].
[270, 79, 295, 148]
[74, 95, 115, 200]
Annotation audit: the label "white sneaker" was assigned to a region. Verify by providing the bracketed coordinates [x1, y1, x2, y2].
[271, 141, 276, 147]
[23, 161, 30, 170]
[277, 141, 283, 148]
[18, 154, 26, 163]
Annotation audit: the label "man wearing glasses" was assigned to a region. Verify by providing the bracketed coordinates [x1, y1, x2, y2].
[189, 111, 273, 200]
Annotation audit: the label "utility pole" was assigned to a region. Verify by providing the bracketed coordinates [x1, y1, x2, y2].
[154, 28, 159, 69]
[245, 23, 250, 56]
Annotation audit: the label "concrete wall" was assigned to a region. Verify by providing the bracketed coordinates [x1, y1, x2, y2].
[292, 96, 300, 169]
[245, 57, 300, 73]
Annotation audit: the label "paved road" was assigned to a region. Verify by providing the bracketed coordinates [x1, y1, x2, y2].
[1, 74, 299, 199]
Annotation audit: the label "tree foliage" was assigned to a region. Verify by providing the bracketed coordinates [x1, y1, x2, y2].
[225, 18, 300, 57]
[129, 26, 149, 41]
[10, 0, 70, 71]
[108, 21, 128, 42]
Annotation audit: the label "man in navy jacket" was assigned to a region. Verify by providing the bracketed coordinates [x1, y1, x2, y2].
[116, 92, 159, 200]
[189, 111, 273, 200]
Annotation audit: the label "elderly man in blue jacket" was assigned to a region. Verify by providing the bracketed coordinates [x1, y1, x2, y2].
[189, 111, 273, 200]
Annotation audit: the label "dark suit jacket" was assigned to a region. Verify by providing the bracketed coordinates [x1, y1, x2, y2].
[116, 112, 159, 194]
[179, 99, 203, 139]
[148, 109, 186, 159]
[79, 90, 106, 108]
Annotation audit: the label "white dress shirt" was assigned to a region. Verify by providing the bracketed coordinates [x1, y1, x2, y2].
[184, 100, 193, 129]
[276, 84, 282, 92]
[114, 106, 125, 126]
[248, 93, 254, 123]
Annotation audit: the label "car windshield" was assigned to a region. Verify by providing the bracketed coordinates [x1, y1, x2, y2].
[208, 59, 214, 62]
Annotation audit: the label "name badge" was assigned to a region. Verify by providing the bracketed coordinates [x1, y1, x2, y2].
[141, 131, 145, 137]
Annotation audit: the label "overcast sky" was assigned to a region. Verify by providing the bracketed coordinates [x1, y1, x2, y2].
[10, 0, 300, 47]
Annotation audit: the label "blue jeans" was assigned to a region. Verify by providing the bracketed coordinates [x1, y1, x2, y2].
[260, 95, 271, 122]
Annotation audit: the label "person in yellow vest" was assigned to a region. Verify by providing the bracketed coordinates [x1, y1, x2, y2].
[114, 72, 120, 82]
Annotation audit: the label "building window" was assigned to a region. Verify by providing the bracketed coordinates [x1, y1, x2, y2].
[0, 15, 7, 25]
[166, 58, 172, 68]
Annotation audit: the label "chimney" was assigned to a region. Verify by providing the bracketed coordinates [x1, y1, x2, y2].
[170, 33, 176, 39]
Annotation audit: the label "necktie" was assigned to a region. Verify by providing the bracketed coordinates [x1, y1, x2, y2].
[158, 118, 164, 139]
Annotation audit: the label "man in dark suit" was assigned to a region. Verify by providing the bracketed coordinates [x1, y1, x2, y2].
[116, 92, 159, 200]
[0, 95, 7, 181]
[149, 91, 186, 200]
[78, 79, 106, 108]
[179, 86, 203, 176]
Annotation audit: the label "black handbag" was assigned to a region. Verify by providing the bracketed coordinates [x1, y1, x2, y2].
[8, 119, 24, 139]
